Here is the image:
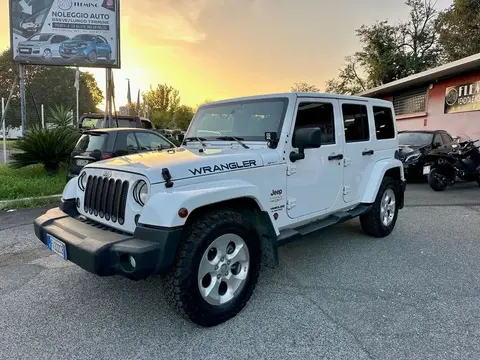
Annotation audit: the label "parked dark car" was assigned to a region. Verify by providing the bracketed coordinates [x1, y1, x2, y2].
[59, 34, 112, 63]
[66, 128, 175, 182]
[78, 113, 155, 130]
[398, 130, 457, 180]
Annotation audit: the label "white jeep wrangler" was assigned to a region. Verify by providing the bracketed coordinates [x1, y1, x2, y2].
[34, 92, 406, 327]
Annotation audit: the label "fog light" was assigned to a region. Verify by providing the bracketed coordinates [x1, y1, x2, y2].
[129, 256, 136, 269]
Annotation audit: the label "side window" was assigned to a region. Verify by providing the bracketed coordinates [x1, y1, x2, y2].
[342, 104, 370, 143]
[136, 132, 172, 151]
[373, 106, 395, 140]
[126, 133, 139, 153]
[441, 133, 453, 145]
[433, 133, 444, 147]
[293, 102, 335, 145]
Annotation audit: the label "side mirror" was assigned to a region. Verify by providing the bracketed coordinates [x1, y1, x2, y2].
[434, 142, 442, 148]
[290, 127, 322, 162]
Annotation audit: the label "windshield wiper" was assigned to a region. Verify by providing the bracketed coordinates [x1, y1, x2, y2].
[216, 136, 249, 149]
[183, 137, 207, 147]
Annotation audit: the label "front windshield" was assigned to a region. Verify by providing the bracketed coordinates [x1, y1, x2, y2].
[186, 98, 288, 141]
[398, 132, 433, 146]
[28, 34, 51, 41]
[73, 35, 95, 41]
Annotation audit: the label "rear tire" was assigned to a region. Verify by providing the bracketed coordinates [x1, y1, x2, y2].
[163, 208, 261, 327]
[360, 177, 399, 238]
[428, 168, 448, 191]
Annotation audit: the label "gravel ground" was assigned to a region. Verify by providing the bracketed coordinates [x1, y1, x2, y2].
[0, 183, 480, 360]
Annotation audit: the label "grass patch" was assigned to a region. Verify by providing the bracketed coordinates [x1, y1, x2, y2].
[0, 140, 17, 150]
[0, 195, 62, 211]
[0, 164, 67, 201]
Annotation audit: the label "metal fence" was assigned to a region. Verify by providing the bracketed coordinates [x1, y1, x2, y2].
[1, 97, 47, 164]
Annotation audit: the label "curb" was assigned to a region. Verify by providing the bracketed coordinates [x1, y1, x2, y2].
[0, 194, 62, 206]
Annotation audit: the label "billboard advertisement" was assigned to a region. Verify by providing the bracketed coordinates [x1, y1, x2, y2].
[444, 80, 480, 114]
[9, 0, 121, 68]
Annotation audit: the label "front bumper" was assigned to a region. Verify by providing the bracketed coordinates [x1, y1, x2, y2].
[34, 200, 183, 279]
[402, 160, 425, 179]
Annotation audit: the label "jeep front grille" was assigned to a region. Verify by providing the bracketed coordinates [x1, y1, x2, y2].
[84, 175, 129, 225]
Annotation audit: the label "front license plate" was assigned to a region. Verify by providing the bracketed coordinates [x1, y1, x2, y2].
[423, 165, 431, 175]
[47, 234, 67, 260]
[76, 159, 89, 167]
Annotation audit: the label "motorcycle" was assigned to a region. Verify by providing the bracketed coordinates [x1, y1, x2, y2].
[422, 133, 480, 191]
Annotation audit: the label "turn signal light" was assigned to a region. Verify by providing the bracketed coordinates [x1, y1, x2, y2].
[178, 208, 189, 218]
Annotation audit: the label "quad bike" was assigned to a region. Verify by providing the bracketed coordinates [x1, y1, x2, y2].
[423, 134, 480, 191]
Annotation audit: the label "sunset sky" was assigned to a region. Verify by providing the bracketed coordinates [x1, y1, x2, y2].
[0, 0, 452, 109]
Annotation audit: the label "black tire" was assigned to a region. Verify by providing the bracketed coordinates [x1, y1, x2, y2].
[41, 48, 52, 61]
[360, 177, 399, 238]
[428, 168, 448, 191]
[87, 51, 97, 63]
[163, 208, 261, 327]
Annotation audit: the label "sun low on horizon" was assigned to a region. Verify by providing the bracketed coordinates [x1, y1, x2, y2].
[0, 0, 453, 109]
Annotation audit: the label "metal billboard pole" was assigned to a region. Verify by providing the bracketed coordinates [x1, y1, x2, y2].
[75, 67, 80, 126]
[19, 64, 26, 135]
[1, 76, 18, 163]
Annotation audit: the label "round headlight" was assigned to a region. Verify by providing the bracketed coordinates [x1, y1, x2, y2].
[133, 180, 148, 206]
[78, 172, 88, 191]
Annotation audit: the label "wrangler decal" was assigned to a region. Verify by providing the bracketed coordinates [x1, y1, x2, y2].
[189, 160, 257, 176]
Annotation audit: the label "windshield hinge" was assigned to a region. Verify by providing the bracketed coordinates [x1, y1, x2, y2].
[287, 198, 297, 210]
[287, 165, 296, 176]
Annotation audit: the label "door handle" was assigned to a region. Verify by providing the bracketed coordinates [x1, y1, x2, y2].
[328, 154, 344, 161]
[362, 150, 374, 156]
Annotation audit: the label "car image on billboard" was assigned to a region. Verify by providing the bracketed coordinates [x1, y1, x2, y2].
[16, 33, 70, 61]
[9, 0, 120, 68]
[59, 34, 112, 63]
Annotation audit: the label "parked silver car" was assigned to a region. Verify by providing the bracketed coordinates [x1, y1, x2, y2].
[16, 33, 70, 61]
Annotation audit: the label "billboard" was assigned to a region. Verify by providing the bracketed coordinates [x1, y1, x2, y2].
[444, 80, 480, 114]
[9, 0, 121, 68]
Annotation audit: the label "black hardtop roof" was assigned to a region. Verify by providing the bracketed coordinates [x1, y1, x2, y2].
[80, 113, 143, 120]
[399, 130, 448, 134]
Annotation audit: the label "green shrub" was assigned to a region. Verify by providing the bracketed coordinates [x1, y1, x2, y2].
[49, 104, 75, 127]
[9, 127, 81, 173]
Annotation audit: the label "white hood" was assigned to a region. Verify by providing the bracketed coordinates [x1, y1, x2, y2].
[84, 147, 267, 184]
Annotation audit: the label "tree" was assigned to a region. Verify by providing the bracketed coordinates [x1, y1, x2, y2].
[436, 0, 480, 62]
[150, 109, 173, 129]
[398, 0, 441, 74]
[290, 81, 320, 92]
[143, 83, 181, 116]
[325, 55, 369, 95]
[355, 21, 410, 87]
[142, 83, 182, 128]
[325, 0, 441, 94]
[173, 105, 195, 131]
[0, 48, 103, 127]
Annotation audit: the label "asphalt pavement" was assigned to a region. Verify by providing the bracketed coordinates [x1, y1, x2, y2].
[1, 183, 480, 360]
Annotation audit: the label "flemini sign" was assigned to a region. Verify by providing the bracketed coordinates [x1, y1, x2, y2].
[444, 80, 480, 114]
[9, 0, 121, 68]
